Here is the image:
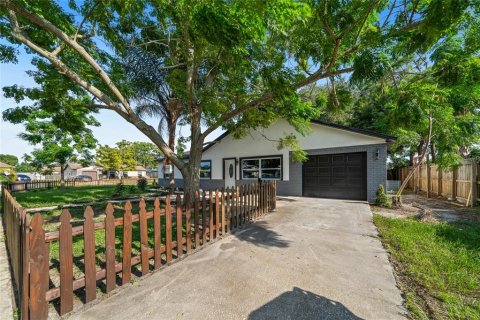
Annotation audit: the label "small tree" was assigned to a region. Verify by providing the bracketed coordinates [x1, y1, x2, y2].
[3, 107, 97, 185]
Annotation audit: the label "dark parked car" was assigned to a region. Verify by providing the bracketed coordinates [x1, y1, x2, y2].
[74, 175, 93, 182]
[17, 174, 31, 182]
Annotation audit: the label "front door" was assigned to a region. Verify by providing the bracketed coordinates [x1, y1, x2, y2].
[224, 158, 236, 188]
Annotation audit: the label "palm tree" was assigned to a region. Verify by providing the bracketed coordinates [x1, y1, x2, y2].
[124, 48, 183, 193]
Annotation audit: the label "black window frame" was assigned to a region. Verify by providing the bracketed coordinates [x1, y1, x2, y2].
[239, 155, 283, 181]
[199, 160, 212, 180]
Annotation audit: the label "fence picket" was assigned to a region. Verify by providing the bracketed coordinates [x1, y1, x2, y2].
[236, 186, 240, 228]
[176, 195, 183, 258]
[21, 212, 30, 320]
[202, 191, 207, 244]
[59, 209, 73, 315]
[215, 190, 220, 238]
[165, 195, 173, 263]
[139, 198, 149, 275]
[29, 213, 48, 320]
[221, 189, 226, 236]
[153, 198, 162, 269]
[84, 206, 96, 302]
[194, 191, 200, 249]
[185, 193, 192, 254]
[226, 187, 231, 232]
[105, 203, 116, 293]
[209, 191, 214, 241]
[122, 202, 132, 285]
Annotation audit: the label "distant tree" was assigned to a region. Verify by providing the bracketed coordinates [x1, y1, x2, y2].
[114, 141, 138, 170]
[0, 154, 18, 166]
[129, 142, 162, 169]
[3, 107, 97, 184]
[15, 154, 36, 173]
[96, 145, 122, 176]
[96, 144, 136, 177]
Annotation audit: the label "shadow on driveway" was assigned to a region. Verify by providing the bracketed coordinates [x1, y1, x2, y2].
[248, 287, 363, 320]
[233, 221, 290, 248]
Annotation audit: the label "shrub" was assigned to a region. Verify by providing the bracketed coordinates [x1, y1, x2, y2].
[127, 185, 138, 194]
[137, 177, 148, 192]
[375, 184, 391, 208]
[114, 181, 126, 197]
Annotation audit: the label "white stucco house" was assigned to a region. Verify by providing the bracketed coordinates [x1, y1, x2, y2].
[122, 166, 148, 178]
[158, 119, 395, 202]
[64, 163, 104, 180]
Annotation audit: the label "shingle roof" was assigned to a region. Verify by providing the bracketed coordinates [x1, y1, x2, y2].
[67, 163, 83, 170]
[0, 161, 14, 169]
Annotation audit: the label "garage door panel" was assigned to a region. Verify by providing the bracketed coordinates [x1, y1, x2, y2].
[332, 155, 345, 164]
[316, 176, 331, 186]
[317, 156, 330, 164]
[302, 152, 366, 200]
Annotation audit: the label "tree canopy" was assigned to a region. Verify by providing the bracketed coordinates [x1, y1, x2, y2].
[1, 0, 478, 192]
[0, 154, 18, 166]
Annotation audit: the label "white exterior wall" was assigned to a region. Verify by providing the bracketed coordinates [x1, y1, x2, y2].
[64, 167, 78, 179]
[124, 170, 147, 178]
[159, 119, 386, 181]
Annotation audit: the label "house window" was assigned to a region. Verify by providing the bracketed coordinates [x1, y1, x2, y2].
[200, 160, 211, 179]
[241, 156, 281, 180]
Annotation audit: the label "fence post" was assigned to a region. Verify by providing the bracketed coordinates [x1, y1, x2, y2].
[438, 168, 443, 196]
[451, 167, 458, 201]
[21, 211, 30, 320]
[426, 162, 431, 198]
[471, 159, 477, 206]
[59, 210, 73, 315]
[29, 213, 48, 320]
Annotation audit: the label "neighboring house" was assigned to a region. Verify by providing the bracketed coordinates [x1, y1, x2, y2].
[146, 168, 158, 178]
[0, 161, 14, 170]
[158, 119, 395, 202]
[122, 166, 147, 178]
[0, 161, 15, 180]
[45, 163, 104, 180]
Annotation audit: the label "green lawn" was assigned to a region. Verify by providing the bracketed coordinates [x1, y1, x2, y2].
[374, 215, 480, 319]
[14, 185, 153, 208]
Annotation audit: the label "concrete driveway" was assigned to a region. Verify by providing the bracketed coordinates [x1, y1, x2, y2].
[71, 197, 406, 320]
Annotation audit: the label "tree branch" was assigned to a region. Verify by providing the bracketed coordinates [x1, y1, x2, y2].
[2, 0, 134, 115]
[2, 4, 186, 172]
[201, 67, 354, 138]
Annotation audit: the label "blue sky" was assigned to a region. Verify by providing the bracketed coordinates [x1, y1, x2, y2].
[0, 46, 223, 159]
[0, 0, 224, 160]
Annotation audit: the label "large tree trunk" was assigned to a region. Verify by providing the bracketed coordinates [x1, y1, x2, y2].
[60, 165, 66, 187]
[181, 114, 204, 198]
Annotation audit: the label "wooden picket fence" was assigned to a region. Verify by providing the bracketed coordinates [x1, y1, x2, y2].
[397, 159, 479, 205]
[2, 181, 276, 319]
[1, 188, 29, 318]
[2, 178, 156, 192]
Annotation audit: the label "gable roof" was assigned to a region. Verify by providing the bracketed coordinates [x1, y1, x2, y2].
[67, 163, 83, 170]
[159, 120, 395, 160]
[0, 161, 14, 169]
[310, 120, 396, 141]
[203, 120, 395, 152]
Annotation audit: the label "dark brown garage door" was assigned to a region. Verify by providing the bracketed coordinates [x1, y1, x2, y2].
[302, 152, 367, 200]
